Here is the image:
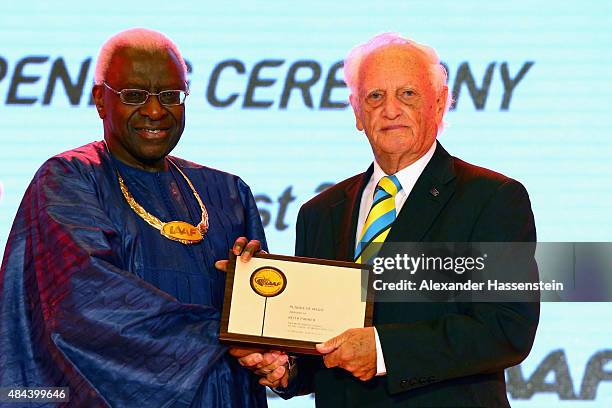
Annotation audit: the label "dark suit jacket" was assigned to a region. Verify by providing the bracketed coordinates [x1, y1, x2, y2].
[290, 143, 539, 407]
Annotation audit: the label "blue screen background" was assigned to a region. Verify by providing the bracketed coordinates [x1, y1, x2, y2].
[1, 1, 610, 405]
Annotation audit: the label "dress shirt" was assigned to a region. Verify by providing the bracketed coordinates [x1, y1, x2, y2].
[355, 140, 437, 376]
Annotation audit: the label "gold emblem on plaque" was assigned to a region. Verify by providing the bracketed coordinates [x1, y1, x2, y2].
[250, 267, 287, 297]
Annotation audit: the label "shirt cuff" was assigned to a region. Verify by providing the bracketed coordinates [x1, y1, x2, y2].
[374, 327, 387, 376]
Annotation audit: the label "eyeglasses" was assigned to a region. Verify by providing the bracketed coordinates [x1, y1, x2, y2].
[103, 82, 189, 106]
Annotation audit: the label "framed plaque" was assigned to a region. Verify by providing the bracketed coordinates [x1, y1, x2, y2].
[220, 253, 373, 354]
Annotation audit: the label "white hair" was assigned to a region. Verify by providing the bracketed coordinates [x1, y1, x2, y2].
[93, 28, 187, 85]
[343, 32, 452, 124]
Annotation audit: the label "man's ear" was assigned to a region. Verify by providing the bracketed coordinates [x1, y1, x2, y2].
[435, 85, 449, 123]
[92, 85, 106, 119]
[349, 94, 364, 131]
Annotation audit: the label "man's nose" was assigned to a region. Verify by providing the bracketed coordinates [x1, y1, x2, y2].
[139, 94, 167, 120]
[382, 95, 402, 119]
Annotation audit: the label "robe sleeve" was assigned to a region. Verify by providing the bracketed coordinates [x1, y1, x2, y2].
[0, 157, 228, 407]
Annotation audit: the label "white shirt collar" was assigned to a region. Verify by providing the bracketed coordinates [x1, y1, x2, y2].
[355, 140, 438, 251]
[371, 140, 437, 196]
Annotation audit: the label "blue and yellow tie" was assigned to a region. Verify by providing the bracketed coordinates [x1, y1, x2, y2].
[355, 175, 403, 264]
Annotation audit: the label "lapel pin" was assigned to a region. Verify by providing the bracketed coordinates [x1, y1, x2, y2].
[430, 187, 440, 197]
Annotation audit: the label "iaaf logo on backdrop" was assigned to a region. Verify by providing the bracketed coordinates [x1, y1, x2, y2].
[507, 349, 612, 400]
[0, 55, 532, 110]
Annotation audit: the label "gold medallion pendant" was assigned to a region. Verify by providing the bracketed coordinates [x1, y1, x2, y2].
[115, 158, 209, 245]
[161, 221, 203, 244]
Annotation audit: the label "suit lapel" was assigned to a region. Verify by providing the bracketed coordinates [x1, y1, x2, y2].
[330, 165, 373, 262]
[330, 143, 456, 260]
[387, 143, 457, 243]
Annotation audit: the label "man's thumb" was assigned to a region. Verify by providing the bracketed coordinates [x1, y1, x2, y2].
[316, 333, 344, 354]
[215, 260, 228, 272]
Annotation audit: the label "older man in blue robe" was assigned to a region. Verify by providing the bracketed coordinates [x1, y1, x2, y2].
[0, 28, 273, 407]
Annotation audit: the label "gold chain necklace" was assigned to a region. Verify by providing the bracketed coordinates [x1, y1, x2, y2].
[115, 159, 209, 245]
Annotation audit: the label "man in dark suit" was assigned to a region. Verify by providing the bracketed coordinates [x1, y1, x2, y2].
[252, 32, 539, 407]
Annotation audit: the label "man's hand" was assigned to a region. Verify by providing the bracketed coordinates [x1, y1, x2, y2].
[316, 327, 377, 381]
[215, 237, 262, 272]
[229, 347, 289, 387]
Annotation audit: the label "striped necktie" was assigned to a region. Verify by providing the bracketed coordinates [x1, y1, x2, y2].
[355, 175, 403, 264]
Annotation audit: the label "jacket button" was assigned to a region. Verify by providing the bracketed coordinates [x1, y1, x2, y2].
[400, 379, 409, 388]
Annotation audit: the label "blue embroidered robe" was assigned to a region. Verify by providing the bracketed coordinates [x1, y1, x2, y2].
[0, 141, 268, 407]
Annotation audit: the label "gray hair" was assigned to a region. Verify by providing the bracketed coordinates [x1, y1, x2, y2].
[343, 32, 452, 122]
[94, 28, 187, 85]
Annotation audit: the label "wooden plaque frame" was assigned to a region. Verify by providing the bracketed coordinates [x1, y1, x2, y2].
[219, 253, 374, 354]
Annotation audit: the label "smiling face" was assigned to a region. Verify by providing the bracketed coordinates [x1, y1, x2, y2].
[350, 44, 447, 173]
[93, 47, 187, 171]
